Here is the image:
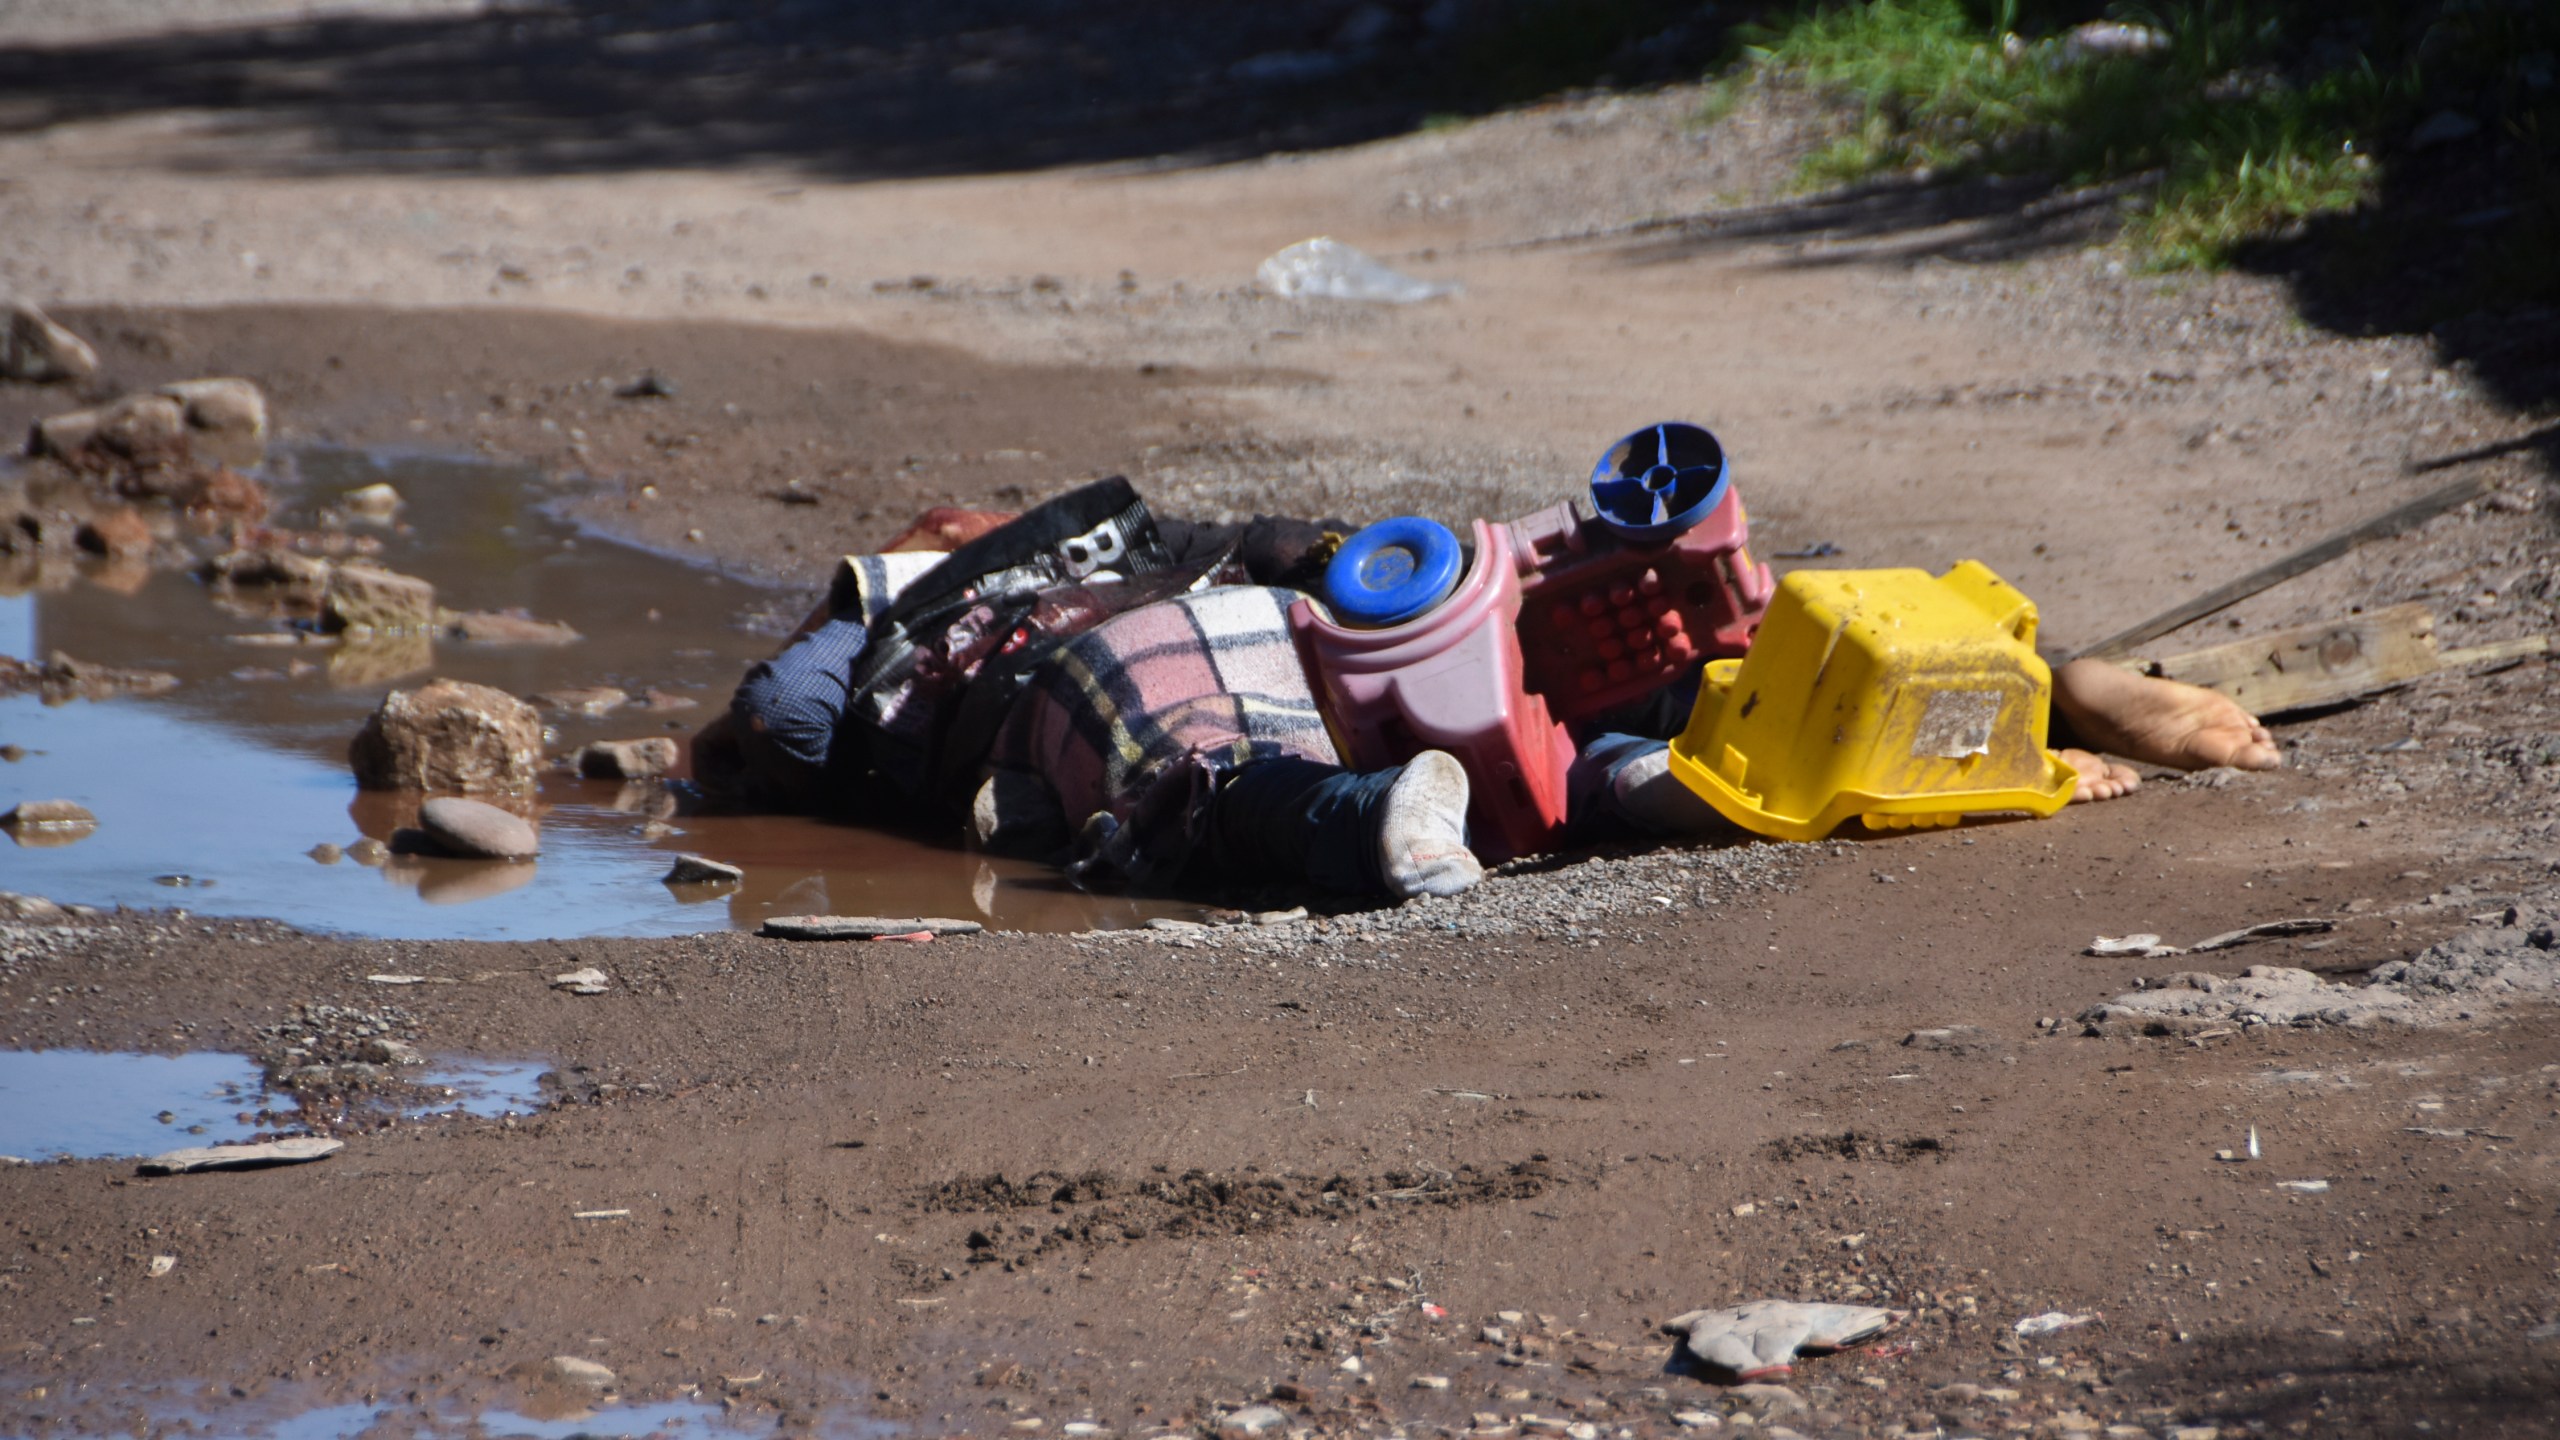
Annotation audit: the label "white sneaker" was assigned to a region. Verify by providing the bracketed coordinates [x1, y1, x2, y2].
[1610, 746, 1728, 835]
[1377, 750, 1482, 899]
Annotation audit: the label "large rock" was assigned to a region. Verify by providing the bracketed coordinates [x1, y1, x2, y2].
[350, 678, 543, 794]
[418, 796, 539, 859]
[1, 301, 98, 383]
[325, 562, 438, 635]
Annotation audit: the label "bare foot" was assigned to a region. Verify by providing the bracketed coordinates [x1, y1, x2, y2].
[2058, 748, 2142, 803]
[2053, 658, 2282, 772]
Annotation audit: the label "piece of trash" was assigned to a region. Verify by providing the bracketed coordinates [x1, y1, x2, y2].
[1663, 1301, 1904, 1380]
[1256, 237, 1458, 304]
[1730, 1202, 1758, 1217]
[550, 967, 611, 995]
[1411, 1374, 1450, 1390]
[2247, 1126, 2262, 1159]
[572, 1208, 631, 1220]
[137, 1136, 343, 1176]
[1774, 542, 1842, 559]
[366, 973, 427, 985]
[760, 914, 983, 940]
[2189, 918, 2335, 952]
[2277, 1180, 2331, 1193]
[2086, 933, 2173, 957]
[146, 1254, 176, 1277]
[2013, 1311, 2096, 1337]
[1421, 1301, 1448, 1320]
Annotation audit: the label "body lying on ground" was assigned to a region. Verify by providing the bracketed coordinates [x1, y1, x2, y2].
[690, 479, 2280, 902]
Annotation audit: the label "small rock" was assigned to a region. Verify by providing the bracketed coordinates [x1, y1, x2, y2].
[325, 562, 438, 635]
[0, 892, 65, 919]
[76, 507, 154, 559]
[137, 1136, 342, 1175]
[32, 393, 187, 461]
[578, 737, 677, 779]
[1217, 1406, 1290, 1439]
[146, 1254, 176, 1277]
[340, 482, 404, 518]
[418, 796, 540, 859]
[1672, 1412, 1720, 1429]
[761, 914, 984, 940]
[534, 686, 631, 717]
[447, 610, 583, 645]
[551, 967, 611, 995]
[665, 854, 743, 885]
[157, 378, 267, 443]
[617, 371, 677, 399]
[2, 798, 96, 830]
[639, 688, 698, 712]
[1, 301, 99, 382]
[1729, 1384, 1808, 1417]
[540, 1354, 617, 1390]
[355, 1038, 424, 1066]
[1412, 1375, 1450, 1390]
[347, 837, 390, 866]
[308, 842, 343, 864]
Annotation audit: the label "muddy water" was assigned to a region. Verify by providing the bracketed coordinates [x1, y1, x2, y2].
[0, 1048, 548, 1161]
[0, 449, 1201, 938]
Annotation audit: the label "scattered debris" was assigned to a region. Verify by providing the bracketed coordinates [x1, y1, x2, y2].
[761, 914, 984, 940]
[137, 1136, 343, 1176]
[1257, 237, 1457, 303]
[550, 967, 611, 995]
[2014, 1311, 2097, 1337]
[2087, 933, 2168, 957]
[1662, 1301, 1904, 1380]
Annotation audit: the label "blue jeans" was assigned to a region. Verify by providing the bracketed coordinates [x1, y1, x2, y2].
[1202, 734, 1670, 895]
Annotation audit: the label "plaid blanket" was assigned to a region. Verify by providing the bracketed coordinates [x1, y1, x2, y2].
[990, 583, 1339, 886]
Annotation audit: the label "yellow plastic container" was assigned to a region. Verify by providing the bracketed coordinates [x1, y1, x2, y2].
[1666, 560, 2077, 841]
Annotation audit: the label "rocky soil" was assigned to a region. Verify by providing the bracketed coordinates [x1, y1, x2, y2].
[1, 4, 2558, 1438]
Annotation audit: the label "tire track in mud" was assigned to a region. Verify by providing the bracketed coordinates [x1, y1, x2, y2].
[912, 1157, 1570, 1266]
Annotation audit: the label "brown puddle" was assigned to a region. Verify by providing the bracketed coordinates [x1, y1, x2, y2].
[0, 447, 1204, 937]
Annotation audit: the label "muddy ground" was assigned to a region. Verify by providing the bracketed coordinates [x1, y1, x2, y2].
[3, 5, 2560, 1438]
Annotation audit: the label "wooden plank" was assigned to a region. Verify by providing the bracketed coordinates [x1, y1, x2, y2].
[2139, 603, 2440, 715]
[2073, 470, 2499, 661]
[2436, 634, 2552, 669]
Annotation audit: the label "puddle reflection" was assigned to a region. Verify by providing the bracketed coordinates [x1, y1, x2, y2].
[0, 447, 1205, 938]
[0, 1048, 551, 1161]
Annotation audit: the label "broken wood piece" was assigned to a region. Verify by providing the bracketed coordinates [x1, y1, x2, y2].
[2139, 603, 2440, 716]
[2435, 634, 2551, 670]
[760, 915, 982, 940]
[2074, 470, 2500, 661]
[2188, 918, 2335, 952]
[138, 1136, 342, 1175]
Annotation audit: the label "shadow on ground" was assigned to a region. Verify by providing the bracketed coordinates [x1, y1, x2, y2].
[0, 0, 1749, 181]
[2113, 1327, 2560, 1439]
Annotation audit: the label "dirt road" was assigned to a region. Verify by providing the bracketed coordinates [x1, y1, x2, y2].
[2, 6, 2557, 1437]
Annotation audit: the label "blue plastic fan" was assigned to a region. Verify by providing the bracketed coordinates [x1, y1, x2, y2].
[1588, 422, 1730, 543]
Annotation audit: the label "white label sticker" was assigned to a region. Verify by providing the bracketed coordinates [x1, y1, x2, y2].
[1912, 689, 2003, 759]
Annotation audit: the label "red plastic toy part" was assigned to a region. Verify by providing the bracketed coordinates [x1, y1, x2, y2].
[1289, 519, 1576, 864]
[1509, 485, 1773, 725]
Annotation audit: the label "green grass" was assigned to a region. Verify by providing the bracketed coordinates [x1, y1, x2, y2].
[1728, 0, 2400, 266]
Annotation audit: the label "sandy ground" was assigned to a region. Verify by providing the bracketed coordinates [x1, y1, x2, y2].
[2, 6, 2559, 1438]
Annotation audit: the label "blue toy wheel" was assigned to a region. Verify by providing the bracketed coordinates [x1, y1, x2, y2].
[1325, 515, 1465, 628]
[1589, 422, 1730, 543]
